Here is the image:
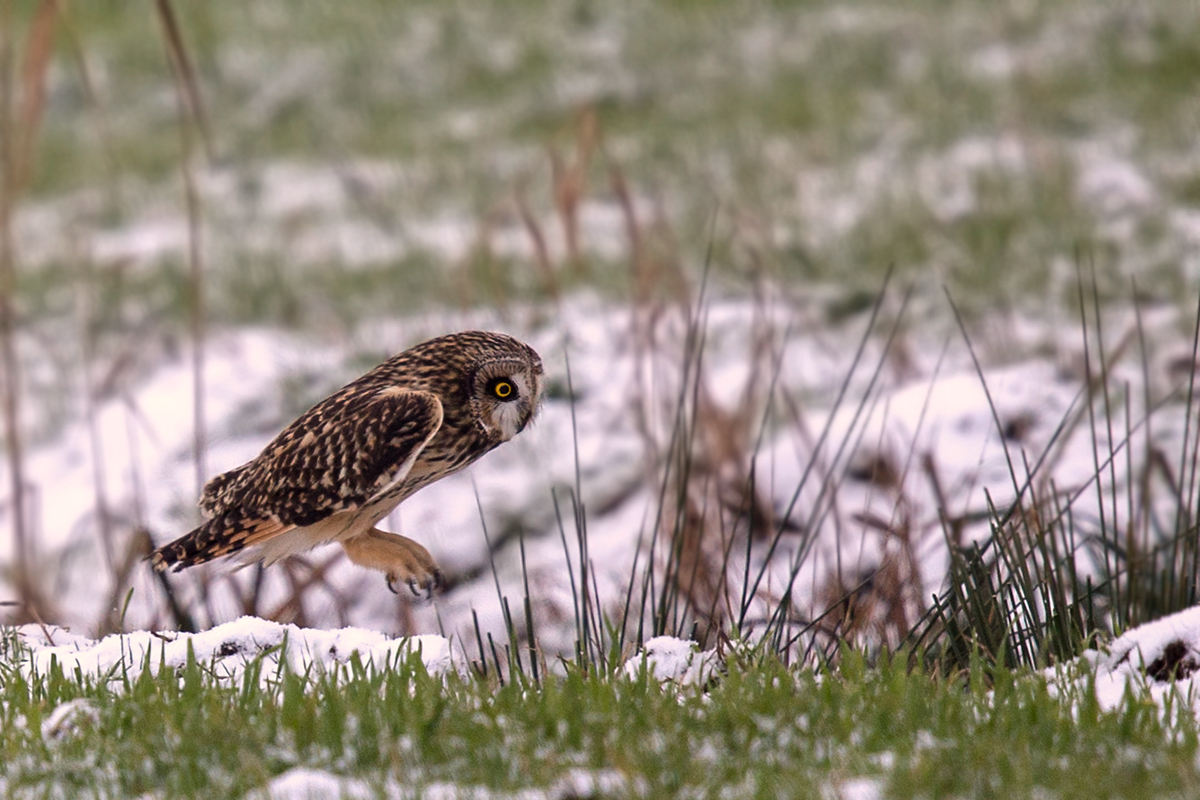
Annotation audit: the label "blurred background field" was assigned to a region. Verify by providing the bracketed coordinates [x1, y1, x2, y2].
[19, 0, 1200, 323]
[2, 0, 1200, 664]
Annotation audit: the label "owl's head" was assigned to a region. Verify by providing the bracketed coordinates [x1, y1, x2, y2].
[466, 335, 544, 442]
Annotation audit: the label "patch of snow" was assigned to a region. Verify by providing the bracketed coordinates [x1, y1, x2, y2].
[1065, 606, 1200, 714]
[1076, 157, 1156, 217]
[388, 782, 548, 800]
[822, 776, 884, 800]
[257, 768, 374, 800]
[11, 616, 460, 685]
[548, 769, 636, 799]
[91, 215, 189, 266]
[1170, 209, 1200, 247]
[13, 156, 662, 280]
[969, 43, 1018, 80]
[623, 636, 719, 685]
[915, 134, 1028, 222]
[40, 697, 100, 742]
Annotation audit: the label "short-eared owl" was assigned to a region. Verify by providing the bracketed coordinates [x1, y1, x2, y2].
[151, 331, 543, 596]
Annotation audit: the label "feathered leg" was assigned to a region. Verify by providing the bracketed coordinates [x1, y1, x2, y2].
[340, 527, 443, 598]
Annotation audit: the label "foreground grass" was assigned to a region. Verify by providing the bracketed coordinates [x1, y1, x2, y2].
[1, 641, 1198, 799]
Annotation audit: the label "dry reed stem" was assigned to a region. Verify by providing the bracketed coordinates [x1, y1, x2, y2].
[142, 0, 218, 630]
[99, 530, 150, 634]
[516, 188, 557, 298]
[264, 553, 346, 626]
[551, 106, 597, 273]
[12, 0, 55, 193]
[0, 0, 61, 623]
[154, 0, 212, 159]
[75, 255, 120, 580]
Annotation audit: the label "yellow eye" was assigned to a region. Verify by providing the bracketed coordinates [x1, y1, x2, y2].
[491, 379, 515, 400]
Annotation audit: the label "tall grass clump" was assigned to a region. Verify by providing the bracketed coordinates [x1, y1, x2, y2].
[499, 203, 1200, 681]
[465, 118, 1200, 679]
[913, 275, 1200, 676]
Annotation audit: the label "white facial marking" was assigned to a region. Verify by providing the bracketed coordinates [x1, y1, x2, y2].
[488, 370, 538, 441]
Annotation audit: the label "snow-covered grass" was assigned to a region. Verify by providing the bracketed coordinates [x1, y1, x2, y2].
[4, 613, 1200, 799]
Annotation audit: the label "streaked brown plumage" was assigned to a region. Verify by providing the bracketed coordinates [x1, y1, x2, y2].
[151, 330, 543, 596]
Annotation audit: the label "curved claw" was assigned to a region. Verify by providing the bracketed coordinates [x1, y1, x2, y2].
[385, 569, 445, 600]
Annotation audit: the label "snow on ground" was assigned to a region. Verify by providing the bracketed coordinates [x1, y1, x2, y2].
[11, 615, 457, 686]
[622, 635, 720, 685]
[1, 287, 1197, 659]
[1, 142, 1198, 654]
[4, 610, 1198, 800]
[14, 159, 651, 278]
[823, 777, 884, 800]
[5, 603, 708, 689]
[13, 601, 1200, 721]
[1053, 606, 1200, 715]
[255, 766, 634, 800]
[1, 105, 1194, 656]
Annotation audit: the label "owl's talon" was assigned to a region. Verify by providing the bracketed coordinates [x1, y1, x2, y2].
[343, 528, 445, 601]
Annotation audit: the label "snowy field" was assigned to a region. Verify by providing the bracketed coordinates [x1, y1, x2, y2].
[4, 286, 1198, 656]
[3, 114, 1200, 655]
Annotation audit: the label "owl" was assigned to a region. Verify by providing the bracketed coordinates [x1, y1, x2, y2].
[151, 330, 543, 596]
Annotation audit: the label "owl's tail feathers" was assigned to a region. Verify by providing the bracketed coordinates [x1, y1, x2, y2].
[149, 522, 216, 572]
[149, 516, 291, 572]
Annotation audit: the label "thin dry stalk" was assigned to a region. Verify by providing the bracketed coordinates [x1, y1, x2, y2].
[0, 0, 60, 623]
[142, 527, 199, 632]
[153, 0, 211, 158]
[551, 106, 597, 273]
[99, 531, 148, 634]
[611, 160, 688, 311]
[515, 188, 558, 299]
[613, 201, 783, 646]
[75, 256, 119, 577]
[177, 91, 207, 498]
[512, 108, 601, 301]
[12, 0, 55, 191]
[100, 400, 152, 634]
[262, 553, 347, 626]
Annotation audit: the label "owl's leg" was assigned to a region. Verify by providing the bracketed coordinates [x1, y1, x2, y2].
[340, 528, 444, 598]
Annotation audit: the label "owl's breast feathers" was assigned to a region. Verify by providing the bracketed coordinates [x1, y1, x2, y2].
[151, 387, 444, 571]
